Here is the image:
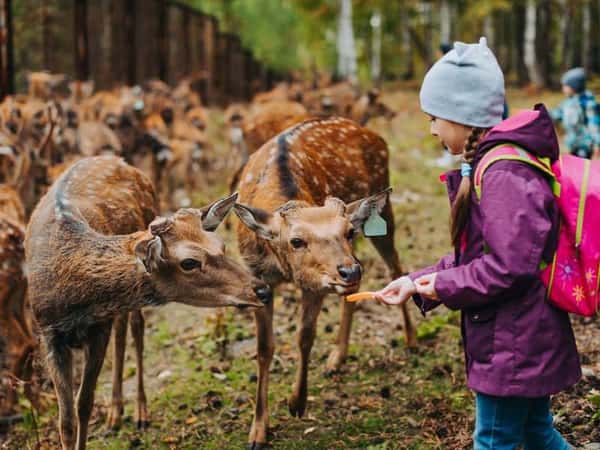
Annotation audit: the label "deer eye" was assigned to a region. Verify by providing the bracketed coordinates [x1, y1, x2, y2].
[346, 228, 356, 241]
[290, 238, 307, 249]
[180, 258, 201, 271]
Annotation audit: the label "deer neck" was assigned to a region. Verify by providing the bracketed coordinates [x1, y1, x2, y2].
[40, 228, 165, 336]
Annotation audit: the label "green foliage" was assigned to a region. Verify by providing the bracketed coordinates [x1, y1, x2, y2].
[589, 392, 600, 419]
[185, 0, 332, 72]
[417, 311, 460, 340]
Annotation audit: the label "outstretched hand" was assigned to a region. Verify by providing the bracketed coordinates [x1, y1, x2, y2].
[375, 276, 417, 306]
[414, 273, 439, 301]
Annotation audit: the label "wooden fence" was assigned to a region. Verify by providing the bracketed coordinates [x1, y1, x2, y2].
[0, 0, 284, 104]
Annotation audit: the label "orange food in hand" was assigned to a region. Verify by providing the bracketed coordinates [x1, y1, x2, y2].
[345, 291, 377, 302]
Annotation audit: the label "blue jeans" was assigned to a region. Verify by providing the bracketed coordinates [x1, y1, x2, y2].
[474, 393, 571, 450]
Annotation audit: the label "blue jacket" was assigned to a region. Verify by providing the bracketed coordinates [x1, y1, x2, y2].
[551, 90, 600, 152]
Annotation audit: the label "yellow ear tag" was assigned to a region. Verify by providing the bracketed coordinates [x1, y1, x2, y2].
[363, 206, 387, 237]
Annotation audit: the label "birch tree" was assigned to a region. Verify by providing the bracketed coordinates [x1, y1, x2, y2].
[370, 10, 382, 84]
[523, 0, 544, 87]
[337, 0, 357, 82]
[440, 0, 451, 44]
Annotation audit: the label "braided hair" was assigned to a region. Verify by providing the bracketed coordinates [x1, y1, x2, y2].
[450, 127, 486, 247]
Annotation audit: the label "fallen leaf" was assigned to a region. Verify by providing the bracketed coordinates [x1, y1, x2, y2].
[303, 426, 317, 436]
[185, 416, 199, 425]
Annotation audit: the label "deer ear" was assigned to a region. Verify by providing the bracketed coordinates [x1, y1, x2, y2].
[134, 233, 164, 274]
[233, 203, 276, 241]
[346, 187, 392, 231]
[199, 192, 238, 231]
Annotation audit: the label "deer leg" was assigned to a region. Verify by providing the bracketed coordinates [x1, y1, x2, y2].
[20, 343, 37, 411]
[370, 201, 417, 349]
[130, 310, 148, 430]
[43, 335, 75, 450]
[106, 313, 127, 431]
[75, 325, 111, 450]
[5, 331, 37, 413]
[0, 284, 26, 414]
[248, 300, 274, 450]
[325, 298, 357, 374]
[288, 293, 324, 418]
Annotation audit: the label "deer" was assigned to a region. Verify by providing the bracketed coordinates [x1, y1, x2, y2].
[227, 100, 308, 193]
[349, 88, 396, 126]
[0, 139, 38, 418]
[233, 117, 417, 449]
[0, 183, 36, 419]
[25, 155, 272, 450]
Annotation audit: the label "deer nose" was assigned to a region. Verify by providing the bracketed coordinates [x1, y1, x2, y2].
[254, 284, 273, 305]
[338, 263, 362, 284]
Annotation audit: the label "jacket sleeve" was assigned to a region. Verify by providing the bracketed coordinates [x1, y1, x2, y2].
[408, 253, 455, 315]
[584, 97, 600, 147]
[549, 103, 563, 123]
[433, 164, 555, 310]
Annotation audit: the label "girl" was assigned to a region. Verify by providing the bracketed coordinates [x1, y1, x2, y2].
[377, 38, 581, 449]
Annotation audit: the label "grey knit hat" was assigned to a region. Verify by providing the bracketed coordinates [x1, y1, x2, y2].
[419, 37, 505, 128]
[561, 67, 586, 93]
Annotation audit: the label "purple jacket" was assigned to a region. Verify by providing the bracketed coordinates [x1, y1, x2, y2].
[411, 104, 581, 397]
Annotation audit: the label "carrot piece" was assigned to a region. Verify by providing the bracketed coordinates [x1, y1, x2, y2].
[345, 291, 377, 302]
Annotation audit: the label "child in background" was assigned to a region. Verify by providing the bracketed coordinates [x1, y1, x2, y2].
[377, 38, 580, 449]
[551, 67, 600, 159]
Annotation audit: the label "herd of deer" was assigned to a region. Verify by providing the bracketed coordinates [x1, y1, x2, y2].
[0, 70, 413, 449]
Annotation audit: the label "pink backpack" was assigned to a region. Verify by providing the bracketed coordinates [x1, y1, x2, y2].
[474, 133, 600, 317]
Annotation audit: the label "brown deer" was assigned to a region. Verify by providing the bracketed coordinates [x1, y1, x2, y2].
[349, 89, 396, 125]
[25, 155, 272, 450]
[0, 185, 36, 418]
[234, 117, 416, 449]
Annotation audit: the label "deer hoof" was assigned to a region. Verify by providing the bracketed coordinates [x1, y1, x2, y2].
[106, 415, 121, 431]
[325, 349, 345, 374]
[404, 346, 419, 356]
[288, 395, 306, 418]
[247, 442, 267, 450]
[136, 420, 150, 430]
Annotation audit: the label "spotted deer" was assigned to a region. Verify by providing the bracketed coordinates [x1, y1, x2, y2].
[25, 156, 272, 450]
[227, 100, 308, 193]
[234, 117, 416, 449]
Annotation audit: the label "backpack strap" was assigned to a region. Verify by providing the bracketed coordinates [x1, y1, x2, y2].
[473, 145, 560, 200]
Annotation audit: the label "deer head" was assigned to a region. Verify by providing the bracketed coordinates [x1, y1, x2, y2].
[234, 189, 391, 295]
[134, 193, 271, 308]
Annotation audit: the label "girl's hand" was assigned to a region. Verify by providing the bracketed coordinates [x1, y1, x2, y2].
[375, 276, 417, 306]
[414, 273, 440, 301]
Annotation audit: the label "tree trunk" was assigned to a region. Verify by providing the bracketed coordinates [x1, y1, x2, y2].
[524, 0, 544, 87]
[582, 0, 591, 72]
[74, 0, 89, 81]
[400, 6, 414, 79]
[370, 11, 382, 85]
[513, 1, 529, 84]
[504, 11, 513, 74]
[440, 0, 451, 44]
[42, 1, 50, 70]
[483, 14, 494, 49]
[536, 0, 554, 87]
[0, 0, 14, 98]
[337, 0, 357, 82]
[558, 0, 573, 71]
